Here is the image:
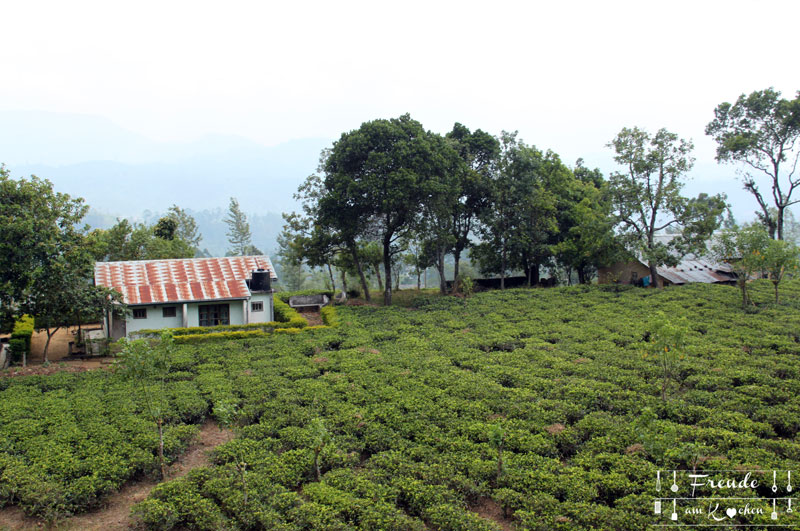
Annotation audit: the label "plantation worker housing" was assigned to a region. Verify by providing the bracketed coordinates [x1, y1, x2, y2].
[94, 256, 278, 339]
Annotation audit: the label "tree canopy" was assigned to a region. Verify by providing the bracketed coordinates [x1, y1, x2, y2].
[706, 88, 800, 240]
[607, 127, 727, 288]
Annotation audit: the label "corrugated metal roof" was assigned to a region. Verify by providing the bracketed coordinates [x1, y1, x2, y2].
[656, 258, 735, 285]
[94, 256, 277, 305]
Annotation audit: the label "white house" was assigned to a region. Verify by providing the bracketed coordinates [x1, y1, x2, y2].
[94, 256, 278, 339]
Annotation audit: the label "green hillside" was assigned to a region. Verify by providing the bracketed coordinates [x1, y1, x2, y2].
[2, 280, 800, 529]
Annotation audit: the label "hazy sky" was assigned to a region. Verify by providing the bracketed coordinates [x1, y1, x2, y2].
[2, 0, 799, 213]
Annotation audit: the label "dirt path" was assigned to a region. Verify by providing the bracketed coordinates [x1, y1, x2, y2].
[470, 497, 516, 530]
[302, 310, 323, 326]
[0, 420, 233, 531]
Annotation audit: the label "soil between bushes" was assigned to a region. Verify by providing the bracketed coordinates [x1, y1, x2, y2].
[0, 420, 233, 530]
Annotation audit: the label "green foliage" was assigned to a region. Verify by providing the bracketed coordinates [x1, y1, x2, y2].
[706, 88, 800, 240]
[712, 223, 772, 308]
[643, 312, 689, 401]
[762, 237, 800, 303]
[91, 217, 195, 262]
[6, 281, 800, 528]
[224, 197, 259, 257]
[608, 127, 727, 287]
[320, 305, 339, 327]
[8, 314, 34, 364]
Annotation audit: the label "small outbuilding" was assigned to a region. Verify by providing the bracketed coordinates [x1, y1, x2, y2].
[95, 255, 278, 339]
[598, 256, 736, 286]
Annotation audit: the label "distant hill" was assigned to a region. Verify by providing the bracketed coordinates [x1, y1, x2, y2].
[0, 110, 331, 233]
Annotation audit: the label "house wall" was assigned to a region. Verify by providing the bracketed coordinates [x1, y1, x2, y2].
[125, 299, 248, 336]
[126, 304, 184, 335]
[597, 261, 652, 285]
[248, 293, 274, 323]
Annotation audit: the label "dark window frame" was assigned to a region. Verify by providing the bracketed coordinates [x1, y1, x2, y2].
[162, 306, 177, 318]
[199, 303, 230, 327]
[132, 308, 147, 319]
[251, 301, 264, 312]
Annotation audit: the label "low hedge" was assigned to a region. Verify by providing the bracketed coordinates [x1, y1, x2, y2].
[9, 315, 34, 364]
[321, 306, 339, 327]
[174, 330, 268, 344]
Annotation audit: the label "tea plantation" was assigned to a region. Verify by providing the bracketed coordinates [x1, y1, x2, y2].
[2, 280, 800, 529]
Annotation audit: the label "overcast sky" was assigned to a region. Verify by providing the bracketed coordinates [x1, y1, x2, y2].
[2, 0, 799, 218]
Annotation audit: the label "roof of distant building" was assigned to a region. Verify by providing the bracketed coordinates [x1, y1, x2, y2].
[94, 255, 277, 305]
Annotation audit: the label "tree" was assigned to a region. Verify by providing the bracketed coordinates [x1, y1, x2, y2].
[166, 205, 202, 251]
[153, 217, 178, 240]
[553, 167, 621, 284]
[116, 331, 175, 480]
[320, 114, 456, 305]
[762, 237, 799, 304]
[91, 218, 195, 262]
[473, 132, 559, 288]
[224, 197, 255, 256]
[0, 166, 89, 321]
[400, 238, 434, 290]
[608, 127, 727, 288]
[711, 224, 771, 309]
[445, 124, 499, 283]
[706, 88, 800, 240]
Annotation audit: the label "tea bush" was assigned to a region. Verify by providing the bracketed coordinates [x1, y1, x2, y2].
[4, 279, 800, 528]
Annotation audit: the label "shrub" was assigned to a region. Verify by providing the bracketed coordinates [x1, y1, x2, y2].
[9, 315, 34, 364]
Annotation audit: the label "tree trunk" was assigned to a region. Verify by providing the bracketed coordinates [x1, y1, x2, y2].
[43, 329, 55, 364]
[394, 269, 400, 291]
[774, 280, 780, 304]
[157, 418, 167, 480]
[437, 247, 447, 295]
[500, 240, 507, 290]
[340, 268, 348, 294]
[740, 279, 748, 309]
[577, 267, 587, 285]
[778, 205, 785, 241]
[383, 237, 393, 306]
[532, 263, 540, 287]
[453, 249, 462, 286]
[416, 268, 421, 290]
[327, 263, 336, 293]
[350, 243, 370, 302]
[374, 264, 383, 291]
[648, 261, 661, 289]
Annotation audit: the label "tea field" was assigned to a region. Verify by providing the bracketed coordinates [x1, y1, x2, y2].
[3, 280, 800, 529]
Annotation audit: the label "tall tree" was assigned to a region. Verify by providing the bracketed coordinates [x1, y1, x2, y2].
[321, 114, 455, 305]
[473, 132, 559, 288]
[553, 161, 621, 283]
[224, 197, 254, 256]
[608, 127, 727, 288]
[0, 166, 87, 320]
[0, 166, 125, 357]
[706, 88, 800, 240]
[166, 205, 202, 250]
[445, 123, 499, 283]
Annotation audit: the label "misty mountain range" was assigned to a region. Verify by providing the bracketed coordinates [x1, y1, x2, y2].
[0, 110, 332, 256]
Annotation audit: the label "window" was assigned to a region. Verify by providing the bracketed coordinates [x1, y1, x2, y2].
[251, 301, 264, 312]
[162, 306, 177, 318]
[199, 304, 230, 327]
[132, 308, 147, 319]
